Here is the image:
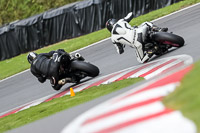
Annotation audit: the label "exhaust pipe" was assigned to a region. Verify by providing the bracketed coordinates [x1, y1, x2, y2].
[75, 53, 81, 58]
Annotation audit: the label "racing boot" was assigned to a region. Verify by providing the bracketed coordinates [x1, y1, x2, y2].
[147, 46, 158, 58]
[161, 27, 168, 32]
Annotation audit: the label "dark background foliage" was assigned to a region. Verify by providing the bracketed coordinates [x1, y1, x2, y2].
[0, 0, 82, 26]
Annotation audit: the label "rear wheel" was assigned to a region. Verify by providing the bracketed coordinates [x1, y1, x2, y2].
[151, 32, 185, 47]
[70, 61, 99, 77]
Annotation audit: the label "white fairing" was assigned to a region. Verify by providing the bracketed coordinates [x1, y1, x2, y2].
[111, 16, 153, 63]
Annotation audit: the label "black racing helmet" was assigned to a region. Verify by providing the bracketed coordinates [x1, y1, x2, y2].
[27, 52, 37, 64]
[106, 19, 117, 32]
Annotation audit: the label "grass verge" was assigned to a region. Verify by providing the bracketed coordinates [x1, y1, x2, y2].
[0, 0, 200, 80]
[163, 61, 200, 132]
[0, 77, 143, 132]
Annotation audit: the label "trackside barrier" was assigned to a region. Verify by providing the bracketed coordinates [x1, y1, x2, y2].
[0, 0, 182, 61]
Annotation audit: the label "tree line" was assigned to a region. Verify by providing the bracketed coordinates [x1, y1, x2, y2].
[0, 0, 81, 26]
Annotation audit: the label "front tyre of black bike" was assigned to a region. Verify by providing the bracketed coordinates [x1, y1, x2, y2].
[70, 61, 100, 77]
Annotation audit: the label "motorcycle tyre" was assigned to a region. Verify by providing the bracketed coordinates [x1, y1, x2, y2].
[70, 61, 99, 77]
[152, 32, 185, 47]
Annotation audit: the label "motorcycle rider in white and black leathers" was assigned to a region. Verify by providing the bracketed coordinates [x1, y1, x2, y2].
[106, 12, 168, 63]
[27, 49, 76, 90]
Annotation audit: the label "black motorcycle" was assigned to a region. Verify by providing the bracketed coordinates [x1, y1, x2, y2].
[146, 28, 185, 56]
[59, 53, 99, 84]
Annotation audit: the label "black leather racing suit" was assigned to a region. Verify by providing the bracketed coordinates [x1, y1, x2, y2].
[30, 50, 71, 90]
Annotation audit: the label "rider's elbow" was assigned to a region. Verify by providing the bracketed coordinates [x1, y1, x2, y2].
[38, 77, 46, 83]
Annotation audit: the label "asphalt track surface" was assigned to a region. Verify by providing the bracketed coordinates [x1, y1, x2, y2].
[1, 3, 200, 133]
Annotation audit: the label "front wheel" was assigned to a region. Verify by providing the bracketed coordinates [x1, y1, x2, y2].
[151, 32, 185, 47]
[70, 61, 99, 77]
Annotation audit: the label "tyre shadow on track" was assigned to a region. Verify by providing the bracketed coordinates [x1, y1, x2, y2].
[61, 77, 95, 91]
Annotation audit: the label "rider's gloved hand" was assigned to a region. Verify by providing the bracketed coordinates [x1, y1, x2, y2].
[161, 27, 168, 32]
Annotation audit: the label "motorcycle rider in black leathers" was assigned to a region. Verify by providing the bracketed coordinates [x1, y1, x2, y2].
[27, 49, 73, 90]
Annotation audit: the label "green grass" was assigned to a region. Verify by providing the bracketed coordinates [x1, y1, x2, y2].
[0, 0, 200, 80]
[0, 0, 82, 26]
[163, 61, 200, 132]
[0, 77, 143, 132]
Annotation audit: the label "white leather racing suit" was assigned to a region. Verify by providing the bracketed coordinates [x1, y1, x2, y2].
[111, 12, 153, 63]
